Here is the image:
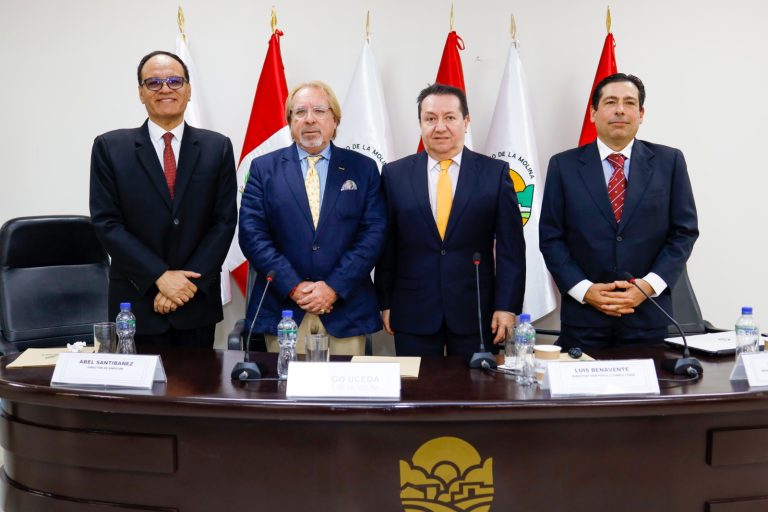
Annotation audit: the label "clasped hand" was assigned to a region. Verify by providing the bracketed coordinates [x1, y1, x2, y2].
[292, 280, 337, 315]
[154, 270, 201, 314]
[585, 279, 653, 317]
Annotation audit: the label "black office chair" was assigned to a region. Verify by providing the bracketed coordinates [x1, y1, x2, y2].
[227, 268, 374, 354]
[534, 265, 721, 339]
[667, 265, 723, 336]
[0, 216, 109, 355]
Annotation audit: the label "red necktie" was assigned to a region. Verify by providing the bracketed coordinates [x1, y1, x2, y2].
[606, 153, 627, 222]
[162, 132, 177, 200]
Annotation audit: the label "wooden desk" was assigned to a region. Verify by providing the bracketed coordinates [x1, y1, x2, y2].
[0, 346, 766, 512]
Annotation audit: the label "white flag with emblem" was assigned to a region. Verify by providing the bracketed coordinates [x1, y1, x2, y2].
[485, 42, 557, 321]
[335, 40, 394, 171]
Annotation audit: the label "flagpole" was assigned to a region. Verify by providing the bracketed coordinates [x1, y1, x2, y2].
[271, 6, 278, 34]
[510, 14, 518, 48]
[177, 3, 186, 43]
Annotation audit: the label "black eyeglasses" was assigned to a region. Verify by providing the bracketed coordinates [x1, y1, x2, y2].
[141, 76, 187, 91]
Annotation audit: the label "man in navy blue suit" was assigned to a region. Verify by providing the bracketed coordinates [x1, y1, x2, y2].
[239, 81, 386, 356]
[375, 83, 526, 358]
[90, 51, 237, 348]
[540, 73, 699, 349]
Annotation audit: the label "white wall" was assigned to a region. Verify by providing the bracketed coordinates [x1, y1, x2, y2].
[1, 0, 766, 347]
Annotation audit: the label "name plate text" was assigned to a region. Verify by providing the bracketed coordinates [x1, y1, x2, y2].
[286, 361, 400, 400]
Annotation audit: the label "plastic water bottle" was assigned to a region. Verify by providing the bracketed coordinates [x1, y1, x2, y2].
[115, 302, 137, 354]
[277, 310, 298, 379]
[735, 307, 760, 357]
[514, 313, 536, 385]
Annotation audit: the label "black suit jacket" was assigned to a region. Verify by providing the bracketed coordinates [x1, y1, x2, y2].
[539, 139, 698, 330]
[90, 121, 237, 334]
[376, 148, 526, 336]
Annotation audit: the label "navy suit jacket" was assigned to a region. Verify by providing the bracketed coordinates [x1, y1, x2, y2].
[539, 139, 699, 329]
[89, 121, 237, 334]
[375, 148, 526, 336]
[238, 143, 386, 337]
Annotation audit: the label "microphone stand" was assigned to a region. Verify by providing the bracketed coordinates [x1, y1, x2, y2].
[231, 270, 275, 380]
[624, 273, 702, 378]
[468, 253, 497, 369]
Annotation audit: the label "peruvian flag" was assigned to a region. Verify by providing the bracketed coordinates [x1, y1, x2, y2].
[418, 30, 473, 152]
[578, 31, 617, 146]
[222, 29, 292, 301]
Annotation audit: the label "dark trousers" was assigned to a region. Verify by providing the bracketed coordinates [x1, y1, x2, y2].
[394, 321, 493, 359]
[557, 323, 667, 350]
[135, 324, 216, 350]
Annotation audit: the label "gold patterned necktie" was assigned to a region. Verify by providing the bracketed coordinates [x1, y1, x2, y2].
[306, 155, 321, 228]
[436, 159, 453, 239]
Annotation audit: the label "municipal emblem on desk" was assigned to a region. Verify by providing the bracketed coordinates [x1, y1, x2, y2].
[400, 436, 494, 511]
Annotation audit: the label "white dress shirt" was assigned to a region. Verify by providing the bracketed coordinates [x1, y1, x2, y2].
[426, 152, 462, 220]
[147, 119, 185, 169]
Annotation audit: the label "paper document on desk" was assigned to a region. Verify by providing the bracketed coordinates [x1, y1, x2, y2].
[7, 347, 95, 368]
[351, 356, 421, 378]
[666, 331, 768, 356]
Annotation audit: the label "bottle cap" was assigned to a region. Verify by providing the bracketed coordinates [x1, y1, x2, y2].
[518, 313, 531, 323]
[741, 306, 753, 315]
[120, 302, 131, 310]
[282, 310, 294, 318]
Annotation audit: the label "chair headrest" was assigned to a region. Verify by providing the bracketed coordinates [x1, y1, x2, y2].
[0, 215, 108, 268]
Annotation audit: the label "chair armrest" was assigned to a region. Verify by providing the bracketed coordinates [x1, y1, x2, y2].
[703, 321, 729, 333]
[0, 339, 19, 356]
[228, 319, 246, 351]
[535, 329, 561, 337]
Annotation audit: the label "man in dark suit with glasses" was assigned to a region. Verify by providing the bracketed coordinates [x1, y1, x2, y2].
[90, 50, 236, 348]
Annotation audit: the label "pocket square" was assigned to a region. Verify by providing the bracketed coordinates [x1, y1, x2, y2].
[340, 180, 358, 191]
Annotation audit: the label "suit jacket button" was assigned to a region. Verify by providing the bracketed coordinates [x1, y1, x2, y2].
[440, 249, 446, 255]
[312, 245, 319, 251]
[173, 218, 180, 226]
[616, 236, 623, 242]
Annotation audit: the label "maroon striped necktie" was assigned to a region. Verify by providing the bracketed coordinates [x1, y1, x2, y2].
[162, 132, 177, 200]
[606, 153, 627, 222]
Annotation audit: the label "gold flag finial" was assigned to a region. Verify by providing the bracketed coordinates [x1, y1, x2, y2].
[606, 6, 612, 33]
[510, 14, 518, 45]
[177, 2, 186, 43]
[271, 6, 278, 34]
[365, 11, 371, 43]
[449, 3, 454, 31]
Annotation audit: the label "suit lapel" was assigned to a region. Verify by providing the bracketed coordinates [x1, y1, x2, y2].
[281, 144, 314, 230]
[317, 143, 344, 233]
[618, 140, 654, 233]
[134, 122, 171, 211]
[172, 123, 200, 214]
[408, 152, 441, 240]
[444, 147, 480, 243]
[577, 142, 616, 229]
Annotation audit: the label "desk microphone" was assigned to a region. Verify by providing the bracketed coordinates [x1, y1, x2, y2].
[468, 252, 497, 369]
[621, 272, 702, 378]
[231, 270, 275, 381]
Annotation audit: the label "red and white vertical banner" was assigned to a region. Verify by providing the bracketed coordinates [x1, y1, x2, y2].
[578, 8, 618, 146]
[222, 14, 292, 302]
[485, 24, 557, 321]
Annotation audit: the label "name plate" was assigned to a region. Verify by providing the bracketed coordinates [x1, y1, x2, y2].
[51, 353, 167, 390]
[730, 352, 768, 386]
[544, 359, 660, 397]
[286, 362, 400, 401]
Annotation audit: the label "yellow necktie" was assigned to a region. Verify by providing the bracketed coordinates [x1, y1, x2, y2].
[436, 159, 452, 239]
[306, 156, 321, 228]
